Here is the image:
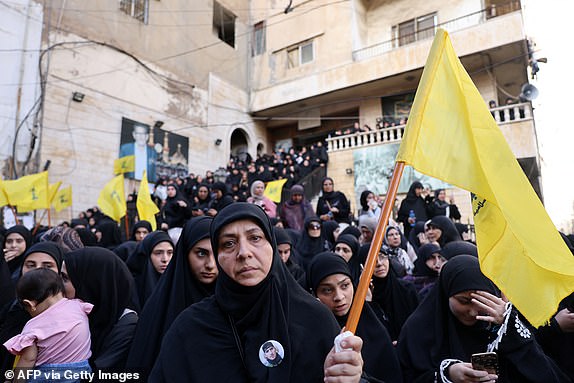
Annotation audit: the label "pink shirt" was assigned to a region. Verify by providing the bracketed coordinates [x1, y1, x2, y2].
[3, 298, 93, 365]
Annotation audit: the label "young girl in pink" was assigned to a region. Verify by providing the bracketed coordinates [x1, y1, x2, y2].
[3, 268, 93, 383]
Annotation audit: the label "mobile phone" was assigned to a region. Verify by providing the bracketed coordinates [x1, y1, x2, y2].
[471, 352, 498, 375]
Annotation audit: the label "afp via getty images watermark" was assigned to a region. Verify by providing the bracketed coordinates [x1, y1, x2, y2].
[4, 368, 140, 382]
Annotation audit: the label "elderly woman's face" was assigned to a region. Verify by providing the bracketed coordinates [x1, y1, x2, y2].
[217, 219, 273, 286]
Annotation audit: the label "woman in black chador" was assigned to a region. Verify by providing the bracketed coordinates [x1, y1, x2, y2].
[398, 255, 570, 383]
[150, 203, 364, 382]
[316, 177, 351, 224]
[126, 216, 217, 379]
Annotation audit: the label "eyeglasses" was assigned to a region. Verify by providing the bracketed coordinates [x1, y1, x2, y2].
[310, 223, 321, 230]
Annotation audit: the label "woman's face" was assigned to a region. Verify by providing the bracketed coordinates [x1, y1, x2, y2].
[217, 219, 273, 287]
[374, 253, 390, 278]
[277, 243, 291, 263]
[316, 273, 354, 317]
[386, 228, 402, 248]
[334, 243, 353, 263]
[425, 224, 442, 243]
[449, 290, 481, 326]
[167, 186, 177, 198]
[61, 262, 76, 299]
[253, 183, 265, 196]
[307, 221, 322, 238]
[322, 179, 334, 193]
[150, 241, 174, 274]
[437, 190, 446, 201]
[188, 238, 218, 284]
[198, 187, 209, 199]
[22, 252, 58, 274]
[425, 252, 447, 273]
[5, 233, 27, 257]
[134, 227, 149, 242]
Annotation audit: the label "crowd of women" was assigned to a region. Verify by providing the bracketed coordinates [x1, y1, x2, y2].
[1, 176, 573, 383]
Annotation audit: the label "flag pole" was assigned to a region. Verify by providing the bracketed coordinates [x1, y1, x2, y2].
[124, 214, 129, 239]
[345, 161, 405, 333]
[8, 205, 19, 225]
[47, 208, 51, 227]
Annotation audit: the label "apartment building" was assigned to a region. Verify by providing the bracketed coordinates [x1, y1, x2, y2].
[2, 0, 538, 223]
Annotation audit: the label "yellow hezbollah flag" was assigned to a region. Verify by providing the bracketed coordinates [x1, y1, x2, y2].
[136, 170, 159, 231]
[97, 174, 126, 222]
[0, 181, 8, 207]
[3, 171, 50, 212]
[53, 186, 72, 212]
[48, 182, 62, 204]
[264, 178, 287, 203]
[396, 29, 574, 327]
[114, 155, 135, 175]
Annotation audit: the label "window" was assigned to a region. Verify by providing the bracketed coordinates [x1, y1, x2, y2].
[213, 1, 236, 47]
[119, 0, 149, 24]
[392, 13, 437, 47]
[287, 41, 314, 68]
[252, 21, 266, 56]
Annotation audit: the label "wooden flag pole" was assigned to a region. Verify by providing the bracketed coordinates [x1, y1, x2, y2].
[8, 205, 19, 225]
[124, 214, 130, 240]
[345, 161, 405, 333]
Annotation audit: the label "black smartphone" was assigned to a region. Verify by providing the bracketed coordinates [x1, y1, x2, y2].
[471, 352, 498, 375]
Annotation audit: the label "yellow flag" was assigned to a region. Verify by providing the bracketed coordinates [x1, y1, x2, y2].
[114, 155, 135, 175]
[48, 182, 62, 204]
[0, 181, 8, 207]
[97, 174, 126, 222]
[396, 29, 574, 327]
[263, 179, 287, 203]
[53, 186, 72, 212]
[136, 170, 159, 231]
[3, 171, 50, 212]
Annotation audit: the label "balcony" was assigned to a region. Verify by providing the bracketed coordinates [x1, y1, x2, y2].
[353, 1, 522, 62]
[326, 102, 534, 154]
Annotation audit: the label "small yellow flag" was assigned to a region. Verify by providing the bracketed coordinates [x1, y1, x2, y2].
[264, 178, 288, 203]
[396, 29, 574, 326]
[136, 170, 159, 231]
[0, 181, 9, 207]
[114, 155, 135, 175]
[97, 174, 126, 222]
[48, 182, 62, 204]
[53, 186, 72, 212]
[3, 171, 50, 212]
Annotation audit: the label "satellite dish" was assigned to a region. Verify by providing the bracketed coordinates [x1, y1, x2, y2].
[519, 83, 539, 101]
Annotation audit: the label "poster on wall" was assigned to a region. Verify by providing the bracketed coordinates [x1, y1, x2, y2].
[119, 117, 189, 181]
[353, 143, 449, 202]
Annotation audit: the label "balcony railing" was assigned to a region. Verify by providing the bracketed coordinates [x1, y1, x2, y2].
[352, 1, 521, 62]
[326, 102, 532, 152]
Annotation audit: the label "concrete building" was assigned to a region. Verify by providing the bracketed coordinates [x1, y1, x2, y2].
[1, 0, 539, 226]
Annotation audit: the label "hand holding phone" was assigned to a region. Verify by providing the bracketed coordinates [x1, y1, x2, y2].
[471, 352, 498, 375]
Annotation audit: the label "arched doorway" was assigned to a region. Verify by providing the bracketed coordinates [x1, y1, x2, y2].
[230, 127, 250, 162]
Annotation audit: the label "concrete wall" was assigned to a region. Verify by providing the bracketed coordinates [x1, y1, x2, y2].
[39, 31, 256, 223]
[0, 0, 43, 175]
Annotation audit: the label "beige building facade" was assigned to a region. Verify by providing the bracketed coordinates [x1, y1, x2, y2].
[3, 0, 538, 226]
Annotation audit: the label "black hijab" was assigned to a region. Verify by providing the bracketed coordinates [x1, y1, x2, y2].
[64, 247, 136, 359]
[75, 228, 97, 247]
[427, 216, 462, 247]
[150, 203, 340, 382]
[130, 220, 152, 241]
[371, 256, 419, 341]
[307, 252, 403, 383]
[126, 216, 215, 376]
[113, 241, 138, 262]
[274, 227, 305, 285]
[96, 221, 123, 250]
[398, 255, 499, 381]
[126, 231, 174, 308]
[21, 242, 64, 274]
[294, 216, 328, 271]
[4, 225, 32, 274]
[334, 234, 362, 286]
[413, 242, 442, 278]
[441, 240, 478, 260]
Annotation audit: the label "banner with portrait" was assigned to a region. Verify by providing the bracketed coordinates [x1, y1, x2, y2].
[119, 118, 189, 181]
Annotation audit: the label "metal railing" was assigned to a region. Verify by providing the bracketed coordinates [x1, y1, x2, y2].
[326, 102, 532, 152]
[352, 1, 521, 61]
